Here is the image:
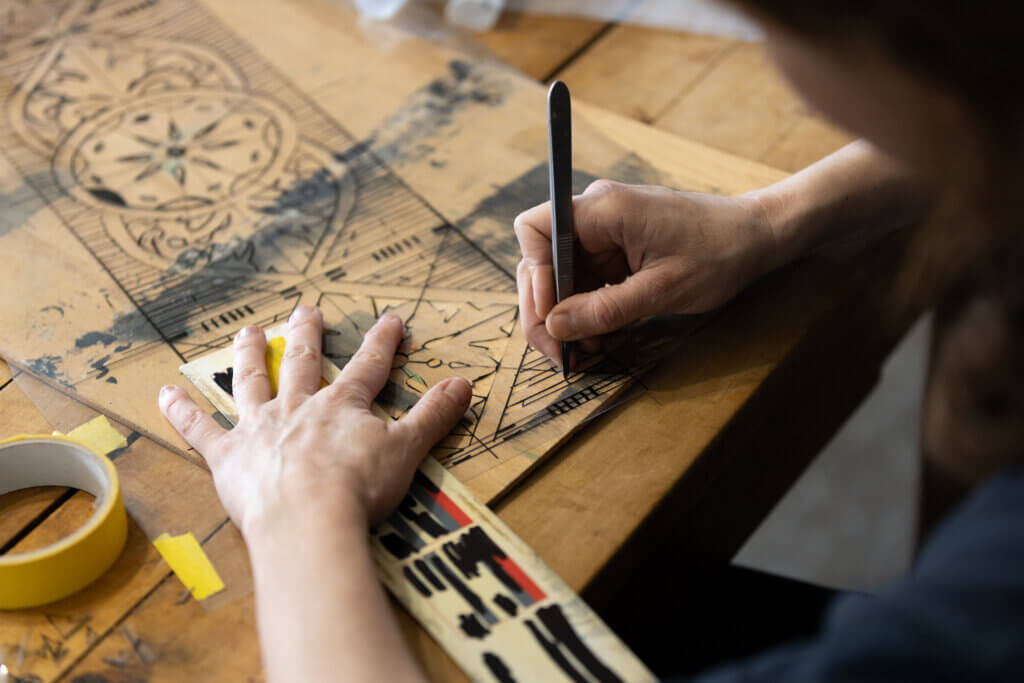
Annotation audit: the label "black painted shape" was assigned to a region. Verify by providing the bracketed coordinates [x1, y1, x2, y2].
[24, 354, 71, 388]
[537, 604, 622, 683]
[107, 431, 141, 462]
[375, 379, 421, 414]
[430, 555, 491, 621]
[379, 533, 415, 560]
[75, 331, 117, 348]
[387, 504, 427, 551]
[483, 652, 516, 683]
[212, 367, 234, 396]
[458, 613, 489, 639]
[442, 526, 520, 596]
[397, 496, 448, 539]
[86, 187, 127, 207]
[454, 162, 600, 277]
[413, 468, 441, 494]
[415, 558, 445, 591]
[90, 354, 112, 380]
[493, 593, 518, 617]
[524, 618, 587, 683]
[333, 138, 375, 163]
[255, 168, 336, 216]
[402, 566, 431, 597]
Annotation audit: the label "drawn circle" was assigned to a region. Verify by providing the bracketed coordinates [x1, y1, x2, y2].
[96, 139, 356, 272]
[53, 89, 298, 218]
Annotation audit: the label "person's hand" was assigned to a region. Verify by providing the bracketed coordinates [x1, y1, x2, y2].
[513, 180, 777, 363]
[157, 307, 472, 537]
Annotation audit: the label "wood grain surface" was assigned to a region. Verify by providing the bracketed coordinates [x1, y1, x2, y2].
[0, 3, 897, 681]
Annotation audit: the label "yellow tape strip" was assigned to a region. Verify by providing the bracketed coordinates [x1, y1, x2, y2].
[265, 336, 287, 396]
[265, 336, 328, 396]
[152, 532, 225, 601]
[53, 415, 127, 456]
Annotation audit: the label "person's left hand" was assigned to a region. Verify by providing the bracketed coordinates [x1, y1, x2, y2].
[158, 306, 472, 538]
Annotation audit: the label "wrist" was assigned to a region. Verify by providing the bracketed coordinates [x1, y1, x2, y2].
[243, 488, 369, 554]
[742, 182, 810, 274]
[740, 189, 786, 277]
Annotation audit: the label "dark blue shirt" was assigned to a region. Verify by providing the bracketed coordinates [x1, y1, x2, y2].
[691, 466, 1024, 682]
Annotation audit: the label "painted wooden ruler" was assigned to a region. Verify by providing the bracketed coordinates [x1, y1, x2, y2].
[181, 323, 654, 682]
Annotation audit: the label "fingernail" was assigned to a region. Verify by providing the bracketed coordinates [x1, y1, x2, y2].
[159, 385, 175, 397]
[546, 311, 574, 340]
[444, 377, 471, 401]
[289, 306, 320, 324]
[237, 325, 259, 339]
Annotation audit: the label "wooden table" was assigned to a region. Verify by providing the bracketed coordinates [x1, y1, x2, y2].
[0, 4, 915, 681]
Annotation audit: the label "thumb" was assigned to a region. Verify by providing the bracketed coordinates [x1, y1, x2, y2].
[394, 377, 472, 456]
[545, 270, 667, 340]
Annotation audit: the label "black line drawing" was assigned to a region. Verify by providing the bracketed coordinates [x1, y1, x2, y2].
[0, 0, 676, 489]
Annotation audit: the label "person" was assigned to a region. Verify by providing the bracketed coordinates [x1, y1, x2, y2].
[157, 1, 1024, 680]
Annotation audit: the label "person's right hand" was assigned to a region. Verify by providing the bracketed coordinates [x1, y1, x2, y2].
[513, 180, 777, 363]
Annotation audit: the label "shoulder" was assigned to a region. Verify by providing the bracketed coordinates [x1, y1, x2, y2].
[689, 467, 1024, 683]
[819, 466, 1024, 681]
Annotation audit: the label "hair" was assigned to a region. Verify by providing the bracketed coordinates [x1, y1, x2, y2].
[729, 1, 1024, 315]
[729, 3, 1024, 117]
[727, 3, 1024, 485]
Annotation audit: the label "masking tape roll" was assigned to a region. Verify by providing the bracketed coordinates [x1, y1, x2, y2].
[0, 435, 127, 609]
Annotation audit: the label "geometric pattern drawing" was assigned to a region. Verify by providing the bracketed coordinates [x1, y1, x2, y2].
[0, 0, 681, 502]
[181, 344, 656, 681]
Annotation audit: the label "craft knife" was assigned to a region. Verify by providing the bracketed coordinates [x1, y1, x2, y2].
[547, 80, 574, 380]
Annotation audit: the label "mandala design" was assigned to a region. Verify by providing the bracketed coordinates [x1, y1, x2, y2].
[57, 90, 295, 214]
[9, 35, 245, 156]
[7, 32, 360, 273]
[2, 0, 621, 486]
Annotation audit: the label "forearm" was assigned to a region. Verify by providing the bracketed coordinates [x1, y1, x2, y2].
[246, 501, 424, 683]
[746, 140, 934, 271]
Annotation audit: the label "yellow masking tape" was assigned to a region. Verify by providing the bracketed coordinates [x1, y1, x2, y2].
[152, 532, 225, 600]
[265, 336, 287, 396]
[265, 336, 328, 396]
[0, 434, 127, 609]
[53, 415, 128, 456]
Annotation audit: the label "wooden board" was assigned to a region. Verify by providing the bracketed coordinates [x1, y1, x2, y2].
[473, 11, 609, 81]
[557, 27, 852, 171]
[556, 26, 735, 124]
[180, 335, 653, 681]
[0, 385, 227, 681]
[0, 5, 899, 681]
[0, 0, 787, 504]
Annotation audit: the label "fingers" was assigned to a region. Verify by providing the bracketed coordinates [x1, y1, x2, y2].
[232, 326, 271, 417]
[159, 385, 226, 461]
[513, 204, 558, 320]
[546, 268, 669, 341]
[278, 306, 323, 399]
[330, 313, 404, 407]
[513, 202, 554, 267]
[517, 258, 561, 362]
[530, 261, 556, 321]
[393, 376, 472, 455]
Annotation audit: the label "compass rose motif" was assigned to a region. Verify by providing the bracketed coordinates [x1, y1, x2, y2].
[56, 90, 296, 214]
